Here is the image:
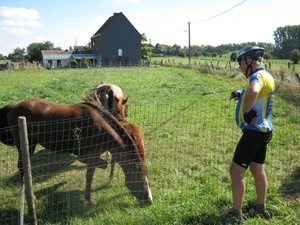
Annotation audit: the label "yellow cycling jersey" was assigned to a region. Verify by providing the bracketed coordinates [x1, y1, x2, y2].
[235, 68, 275, 132]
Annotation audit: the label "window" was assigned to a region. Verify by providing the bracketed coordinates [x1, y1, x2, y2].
[118, 49, 122, 56]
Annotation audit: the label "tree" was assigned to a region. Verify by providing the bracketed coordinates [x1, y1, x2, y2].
[141, 33, 153, 60]
[27, 41, 61, 62]
[230, 52, 237, 62]
[263, 52, 271, 60]
[290, 48, 300, 64]
[273, 25, 300, 59]
[8, 47, 26, 62]
[0, 54, 7, 60]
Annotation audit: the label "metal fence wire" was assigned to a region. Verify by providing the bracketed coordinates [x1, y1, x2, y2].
[0, 95, 299, 224]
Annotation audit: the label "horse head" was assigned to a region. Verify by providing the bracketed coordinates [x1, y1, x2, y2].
[114, 96, 129, 119]
[114, 134, 153, 205]
[122, 161, 153, 205]
[95, 82, 124, 100]
[96, 105, 152, 205]
[90, 84, 129, 118]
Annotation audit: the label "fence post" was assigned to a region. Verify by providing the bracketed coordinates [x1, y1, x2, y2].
[18, 116, 37, 225]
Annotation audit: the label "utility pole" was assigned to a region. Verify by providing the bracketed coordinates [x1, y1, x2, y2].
[188, 22, 191, 65]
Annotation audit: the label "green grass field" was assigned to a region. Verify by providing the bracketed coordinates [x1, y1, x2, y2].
[0, 66, 299, 224]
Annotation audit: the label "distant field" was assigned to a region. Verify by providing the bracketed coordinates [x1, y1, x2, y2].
[151, 56, 300, 72]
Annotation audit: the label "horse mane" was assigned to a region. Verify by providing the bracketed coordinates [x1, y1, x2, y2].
[86, 85, 120, 116]
[85, 100, 146, 170]
[96, 82, 124, 100]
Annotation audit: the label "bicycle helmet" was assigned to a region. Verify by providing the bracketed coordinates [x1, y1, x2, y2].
[237, 46, 264, 62]
[237, 46, 264, 78]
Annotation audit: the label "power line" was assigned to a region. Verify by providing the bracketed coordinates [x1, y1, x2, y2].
[192, 0, 247, 24]
[154, 23, 188, 41]
[152, 0, 247, 43]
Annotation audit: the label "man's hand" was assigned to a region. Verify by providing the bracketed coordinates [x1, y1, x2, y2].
[243, 110, 257, 124]
[229, 90, 241, 100]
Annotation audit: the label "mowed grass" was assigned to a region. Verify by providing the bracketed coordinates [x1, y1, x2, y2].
[0, 66, 299, 225]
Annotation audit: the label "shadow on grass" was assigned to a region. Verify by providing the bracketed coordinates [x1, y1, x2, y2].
[3, 148, 79, 186]
[2, 148, 143, 224]
[278, 166, 300, 205]
[32, 182, 139, 224]
[0, 207, 22, 225]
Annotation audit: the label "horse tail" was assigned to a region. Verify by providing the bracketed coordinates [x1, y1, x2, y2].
[0, 104, 15, 146]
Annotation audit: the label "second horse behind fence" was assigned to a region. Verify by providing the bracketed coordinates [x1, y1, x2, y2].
[0, 87, 153, 206]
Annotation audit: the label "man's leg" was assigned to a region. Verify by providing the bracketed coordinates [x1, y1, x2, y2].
[230, 161, 247, 211]
[249, 162, 267, 207]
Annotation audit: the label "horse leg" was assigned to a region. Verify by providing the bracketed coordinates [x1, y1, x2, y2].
[85, 167, 97, 205]
[106, 161, 115, 186]
[77, 156, 108, 169]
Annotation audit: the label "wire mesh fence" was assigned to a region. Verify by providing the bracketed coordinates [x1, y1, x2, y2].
[0, 94, 299, 224]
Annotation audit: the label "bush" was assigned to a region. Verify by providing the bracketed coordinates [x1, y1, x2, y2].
[81, 57, 90, 68]
[290, 48, 300, 64]
[230, 52, 237, 62]
[69, 59, 78, 68]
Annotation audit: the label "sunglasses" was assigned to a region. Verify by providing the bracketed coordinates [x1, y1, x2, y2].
[238, 58, 244, 66]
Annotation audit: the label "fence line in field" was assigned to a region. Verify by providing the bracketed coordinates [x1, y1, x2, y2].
[0, 95, 299, 224]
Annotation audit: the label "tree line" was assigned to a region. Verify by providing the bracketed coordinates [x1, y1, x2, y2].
[1, 25, 300, 64]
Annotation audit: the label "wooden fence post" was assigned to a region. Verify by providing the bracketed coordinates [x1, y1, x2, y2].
[18, 116, 37, 225]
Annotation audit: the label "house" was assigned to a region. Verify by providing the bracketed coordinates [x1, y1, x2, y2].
[91, 12, 141, 66]
[41, 49, 98, 68]
[41, 12, 141, 68]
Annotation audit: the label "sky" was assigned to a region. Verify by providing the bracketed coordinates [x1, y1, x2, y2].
[1, 0, 300, 56]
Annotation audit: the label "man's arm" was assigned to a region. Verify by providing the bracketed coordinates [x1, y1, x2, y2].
[243, 81, 261, 113]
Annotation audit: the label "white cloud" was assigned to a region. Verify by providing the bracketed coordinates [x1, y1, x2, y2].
[0, 6, 40, 42]
[0, 6, 39, 20]
[0, 19, 40, 27]
[0, 26, 32, 36]
[0, 6, 40, 36]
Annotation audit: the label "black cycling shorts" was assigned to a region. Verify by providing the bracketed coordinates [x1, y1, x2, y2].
[233, 129, 272, 169]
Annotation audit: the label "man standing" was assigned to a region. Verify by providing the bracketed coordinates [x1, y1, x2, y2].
[222, 46, 275, 224]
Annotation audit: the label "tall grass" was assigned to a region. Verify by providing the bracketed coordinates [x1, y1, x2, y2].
[0, 67, 299, 224]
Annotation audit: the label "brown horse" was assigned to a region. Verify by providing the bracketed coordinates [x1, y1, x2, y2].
[108, 97, 146, 186]
[0, 84, 130, 186]
[90, 85, 145, 186]
[0, 92, 153, 205]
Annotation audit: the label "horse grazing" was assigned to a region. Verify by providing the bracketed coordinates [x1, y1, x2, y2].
[0, 95, 153, 205]
[89, 85, 145, 186]
[108, 97, 146, 186]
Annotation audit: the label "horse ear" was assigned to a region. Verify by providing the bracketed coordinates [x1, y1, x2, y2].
[122, 97, 129, 105]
